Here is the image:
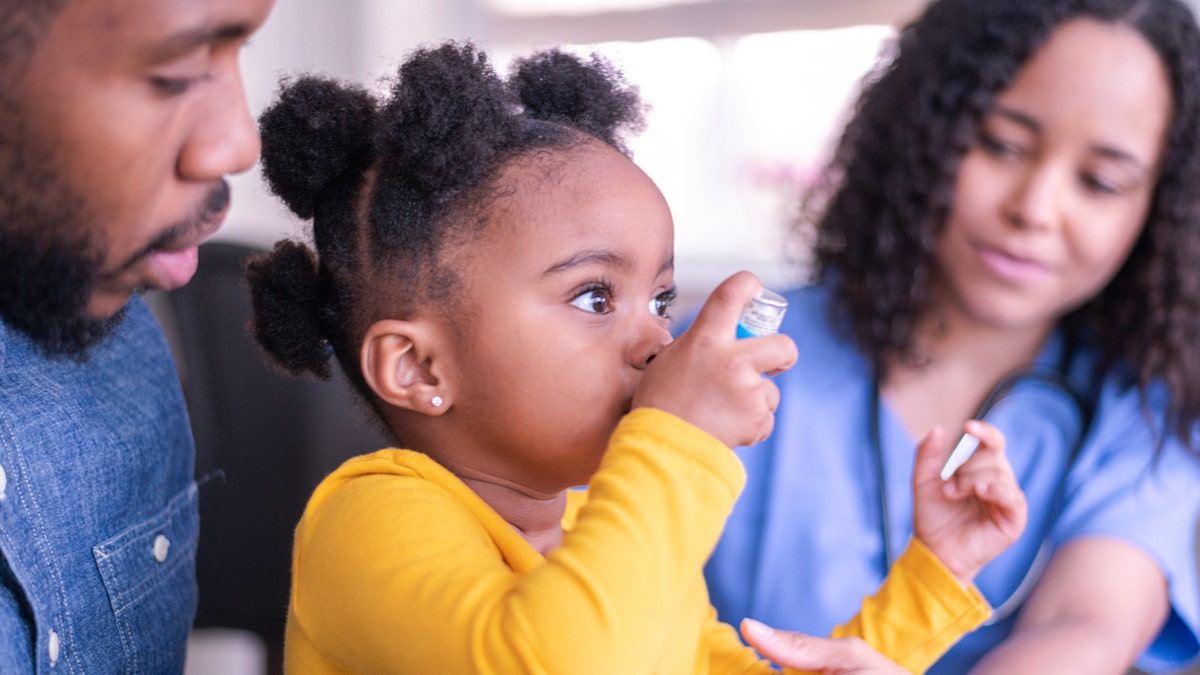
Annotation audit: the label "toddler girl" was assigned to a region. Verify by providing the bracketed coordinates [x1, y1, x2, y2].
[247, 42, 1025, 674]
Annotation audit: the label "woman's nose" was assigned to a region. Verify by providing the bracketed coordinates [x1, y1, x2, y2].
[1002, 163, 1065, 232]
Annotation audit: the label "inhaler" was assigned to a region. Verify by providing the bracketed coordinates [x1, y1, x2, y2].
[736, 289, 788, 338]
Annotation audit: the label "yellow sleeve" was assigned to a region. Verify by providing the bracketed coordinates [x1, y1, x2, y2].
[701, 538, 990, 675]
[288, 408, 746, 675]
[827, 538, 992, 673]
[703, 603, 782, 673]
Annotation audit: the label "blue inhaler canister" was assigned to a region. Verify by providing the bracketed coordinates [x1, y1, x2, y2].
[736, 289, 788, 338]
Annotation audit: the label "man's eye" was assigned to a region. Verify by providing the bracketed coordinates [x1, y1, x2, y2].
[570, 288, 612, 314]
[149, 77, 195, 96]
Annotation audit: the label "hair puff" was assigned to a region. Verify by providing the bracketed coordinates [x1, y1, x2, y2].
[376, 42, 523, 200]
[511, 49, 647, 156]
[245, 240, 334, 380]
[258, 76, 378, 220]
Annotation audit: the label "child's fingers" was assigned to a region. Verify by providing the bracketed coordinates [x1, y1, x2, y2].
[950, 421, 1013, 479]
[963, 420, 1004, 454]
[974, 475, 1027, 516]
[941, 464, 1011, 500]
[685, 271, 763, 341]
[743, 333, 799, 377]
[741, 619, 901, 672]
[912, 426, 948, 487]
[676, 272, 796, 377]
[742, 380, 782, 445]
[944, 455, 1027, 528]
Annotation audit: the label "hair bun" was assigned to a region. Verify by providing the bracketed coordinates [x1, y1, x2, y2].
[376, 42, 522, 197]
[511, 49, 646, 154]
[245, 240, 334, 379]
[258, 76, 378, 219]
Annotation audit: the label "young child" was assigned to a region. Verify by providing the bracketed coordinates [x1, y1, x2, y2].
[246, 42, 1026, 674]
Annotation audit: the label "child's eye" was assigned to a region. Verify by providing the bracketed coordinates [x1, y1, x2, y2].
[570, 286, 613, 314]
[649, 287, 677, 319]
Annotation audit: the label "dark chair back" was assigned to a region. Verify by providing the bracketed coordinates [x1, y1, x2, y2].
[149, 241, 390, 669]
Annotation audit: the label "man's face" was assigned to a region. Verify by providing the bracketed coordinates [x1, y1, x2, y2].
[0, 0, 274, 355]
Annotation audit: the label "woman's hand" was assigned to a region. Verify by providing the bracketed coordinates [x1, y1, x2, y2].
[912, 421, 1028, 585]
[633, 271, 797, 448]
[741, 618, 910, 674]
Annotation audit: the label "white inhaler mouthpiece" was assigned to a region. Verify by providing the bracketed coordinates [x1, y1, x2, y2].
[736, 289, 788, 338]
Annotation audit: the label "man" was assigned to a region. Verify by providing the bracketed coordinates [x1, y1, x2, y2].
[0, 0, 273, 670]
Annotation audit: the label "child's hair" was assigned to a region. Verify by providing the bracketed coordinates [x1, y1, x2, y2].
[802, 0, 1200, 442]
[246, 42, 646, 427]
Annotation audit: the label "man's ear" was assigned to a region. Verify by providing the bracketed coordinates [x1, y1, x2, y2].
[360, 319, 451, 416]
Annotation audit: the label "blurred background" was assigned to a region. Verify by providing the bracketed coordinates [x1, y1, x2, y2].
[216, 0, 933, 314]
[172, 1, 1200, 673]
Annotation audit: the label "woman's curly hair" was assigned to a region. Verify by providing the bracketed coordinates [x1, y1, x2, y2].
[246, 42, 645, 416]
[803, 0, 1200, 442]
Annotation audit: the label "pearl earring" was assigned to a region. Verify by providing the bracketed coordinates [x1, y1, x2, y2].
[431, 396, 444, 408]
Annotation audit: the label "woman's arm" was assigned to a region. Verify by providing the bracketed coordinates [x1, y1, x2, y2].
[969, 537, 1169, 674]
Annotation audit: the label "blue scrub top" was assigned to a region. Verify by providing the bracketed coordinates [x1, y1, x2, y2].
[703, 283, 1200, 674]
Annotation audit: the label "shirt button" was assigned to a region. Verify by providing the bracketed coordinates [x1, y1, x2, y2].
[0, 463, 6, 500]
[152, 535, 170, 563]
[48, 630, 60, 665]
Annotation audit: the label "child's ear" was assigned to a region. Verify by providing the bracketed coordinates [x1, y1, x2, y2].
[360, 319, 451, 416]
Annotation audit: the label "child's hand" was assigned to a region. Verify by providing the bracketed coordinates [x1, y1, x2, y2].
[740, 618, 909, 674]
[632, 272, 797, 449]
[911, 422, 1028, 586]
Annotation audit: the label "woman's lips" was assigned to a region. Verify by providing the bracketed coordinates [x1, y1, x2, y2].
[976, 244, 1053, 282]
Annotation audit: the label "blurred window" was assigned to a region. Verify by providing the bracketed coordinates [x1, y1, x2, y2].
[487, 0, 897, 302]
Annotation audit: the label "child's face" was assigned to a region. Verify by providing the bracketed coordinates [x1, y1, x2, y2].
[441, 140, 676, 493]
[935, 18, 1171, 332]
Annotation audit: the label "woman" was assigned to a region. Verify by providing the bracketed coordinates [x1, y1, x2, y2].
[706, 0, 1200, 672]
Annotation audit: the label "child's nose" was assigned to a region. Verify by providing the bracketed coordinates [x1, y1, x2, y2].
[629, 321, 673, 370]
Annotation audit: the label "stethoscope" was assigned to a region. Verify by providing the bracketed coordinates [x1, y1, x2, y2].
[868, 354, 1095, 625]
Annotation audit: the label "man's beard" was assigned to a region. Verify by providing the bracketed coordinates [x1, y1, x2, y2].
[0, 102, 124, 359]
[0, 218, 123, 359]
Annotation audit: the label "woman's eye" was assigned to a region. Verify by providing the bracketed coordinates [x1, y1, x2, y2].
[649, 288, 677, 319]
[1081, 172, 1120, 195]
[978, 130, 1025, 161]
[570, 288, 612, 314]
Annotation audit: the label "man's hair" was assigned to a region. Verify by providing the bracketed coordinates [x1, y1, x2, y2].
[0, 1, 68, 77]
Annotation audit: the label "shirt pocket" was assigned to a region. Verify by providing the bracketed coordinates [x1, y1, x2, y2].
[93, 483, 199, 674]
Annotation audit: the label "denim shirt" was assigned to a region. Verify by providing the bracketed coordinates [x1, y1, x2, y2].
[0, 297, 199, 673]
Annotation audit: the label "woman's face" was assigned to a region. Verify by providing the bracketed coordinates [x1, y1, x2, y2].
[935, 18, 1172, 334]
